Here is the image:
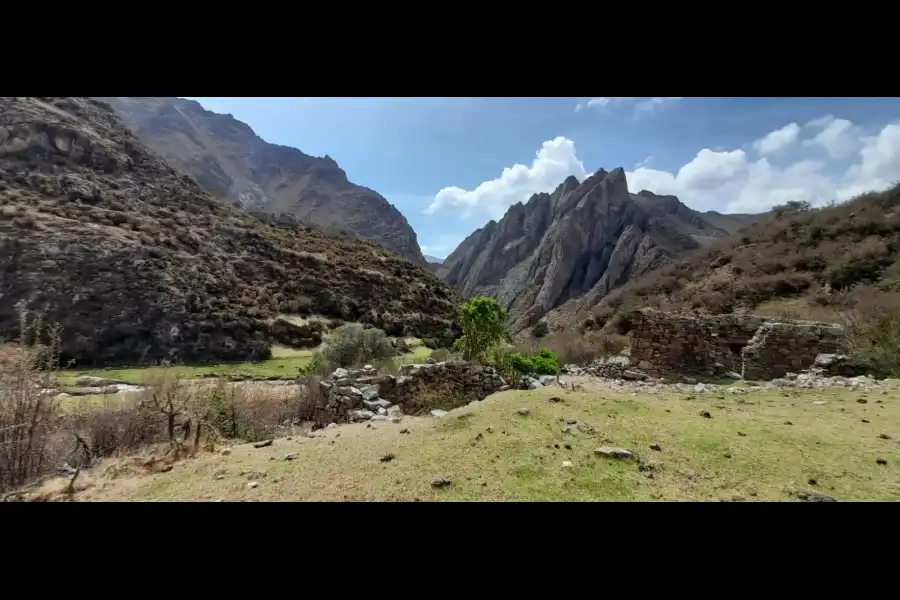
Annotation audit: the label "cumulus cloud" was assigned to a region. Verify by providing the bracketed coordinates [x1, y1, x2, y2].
[803, 116, 864, 159]
[752, 122, 801, 155]
[425, 116, 900, 222]
[424, 136, 587, 219]
[629, 116, 900, 213]
[575, 97, 680, 117]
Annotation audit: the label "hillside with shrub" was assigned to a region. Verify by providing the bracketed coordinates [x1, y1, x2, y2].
[548, 185, 900, 329]
[0, 97, 459, 367]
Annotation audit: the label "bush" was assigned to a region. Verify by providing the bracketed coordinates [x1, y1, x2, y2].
[839, 286, 900, 377]
[430, 348, 450, 362]
[532, 320, 549, 338]
[516, 331, 626, 365]
[320, 323, 393, 368]
[509, 349, 559, 375]
[454, 297, 508, 361]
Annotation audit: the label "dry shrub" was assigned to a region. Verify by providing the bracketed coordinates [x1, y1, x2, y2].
[67, 399, 167, 464]
[203, 376, 323, 442]
[838, 285, 900, 377]
[516, 331, 627, 366]
[0, 312, 66, 494]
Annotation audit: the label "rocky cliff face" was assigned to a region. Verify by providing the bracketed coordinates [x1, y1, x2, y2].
[0, 97, 457, 366]
[96, 97, 426, 264]
[438, 169, 734, 329]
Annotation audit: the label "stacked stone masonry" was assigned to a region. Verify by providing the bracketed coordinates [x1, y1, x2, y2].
[315, 361, 508, 425]
[629, 309, 843, 380]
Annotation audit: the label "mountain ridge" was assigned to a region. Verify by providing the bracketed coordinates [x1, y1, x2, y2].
[95, 97, 427, 264]
[0, 97, 457, 366]
[436, 169, 759, 330]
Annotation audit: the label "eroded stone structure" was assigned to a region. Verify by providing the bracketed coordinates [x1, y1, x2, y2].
[315, 361, 508, 425]
[629, 309, 843, 380]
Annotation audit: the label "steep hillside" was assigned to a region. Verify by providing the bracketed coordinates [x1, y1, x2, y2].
[437, 169, 735, 329]
[96, 97, 427, 264]
[556, 184, 900, 326]
[0, 97, 458, 366]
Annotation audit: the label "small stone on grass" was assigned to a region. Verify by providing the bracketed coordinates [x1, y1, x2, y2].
[594, 446, 634, 459]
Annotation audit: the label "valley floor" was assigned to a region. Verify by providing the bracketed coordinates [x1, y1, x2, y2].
[46, 380, 900, 502]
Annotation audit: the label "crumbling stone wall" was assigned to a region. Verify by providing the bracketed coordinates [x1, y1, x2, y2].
[742, 322, 842, 380]
[629, 309, 844, 380]
[315, 361, 508, 424]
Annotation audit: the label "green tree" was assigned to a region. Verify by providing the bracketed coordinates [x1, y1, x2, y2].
[454, 297, 508, 361]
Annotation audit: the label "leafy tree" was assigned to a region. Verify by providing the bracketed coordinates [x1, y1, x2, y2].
[453, 297, 508, 361]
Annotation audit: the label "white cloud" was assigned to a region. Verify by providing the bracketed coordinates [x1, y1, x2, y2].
[803, 117, 863, 159]
[634, 97, 682, 117]
[424, 116, 900, 226]
[752, 122, 801, 155]
[575, 97, 633, 112]
[424, 136, 587, 219]
[629, 117, 900, 213]
[575, 97, 680, 117]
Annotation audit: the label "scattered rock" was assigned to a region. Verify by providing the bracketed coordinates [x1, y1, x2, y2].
[862, 419, 870, 423]
[431, 477, 452, 488]
[699, 410, 712, 419]
[737, 432, 746, 437]
[797, 491, 838, 502]
[650, 443, 662, 452]
[517, 408, 530, 416]
[563, 443, 572, 450]
[561, 461, 574, 468]
[549, 396, 563, 403]
[594, 446, 634, 459]
[400, 428, 409, 434]
[380, 453, 395, 463]
[808, 478, 817, 486]
[253, 439, 273, 449]
[247, 481, 259, 489]
[723, 453, 732, 459]
[876, 458, 888, 465]
[283, 453, 297, 461]
[430, 409, 448, 417]
[878, 433, 893, 440]
[220, 448, 232, 456]
[858, 398, 868, 404]
[784, 421, 793, 425]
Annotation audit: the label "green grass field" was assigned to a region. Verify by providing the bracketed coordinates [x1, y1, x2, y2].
[61, 384, 900, 502]
[55, 343, 434, 388]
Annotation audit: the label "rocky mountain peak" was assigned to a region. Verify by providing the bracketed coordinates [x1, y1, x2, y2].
[437, 167, 736, 330]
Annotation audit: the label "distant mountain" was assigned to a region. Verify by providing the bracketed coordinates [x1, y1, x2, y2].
[96, 97, 427, 264]
[436, 169, 746, 330]
[424, 255, 445, 264]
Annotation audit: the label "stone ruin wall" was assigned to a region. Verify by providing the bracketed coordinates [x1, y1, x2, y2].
[629, 309, 844, 380]
[315, 361, 508, 425]
[741, 321, 842, 380]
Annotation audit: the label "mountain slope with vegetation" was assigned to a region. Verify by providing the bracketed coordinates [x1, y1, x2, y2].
[97, 97, 427, 264]
[436, 169, 742, 331]
[554, 188, 900, 328]
[0, 97, 458, 367]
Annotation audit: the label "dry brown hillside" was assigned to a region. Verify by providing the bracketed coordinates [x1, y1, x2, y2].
[551, 185, 900, 328]
[0, 97, 459, 367]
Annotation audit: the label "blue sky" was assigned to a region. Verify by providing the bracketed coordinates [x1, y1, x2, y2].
[188, 97, 900, 258]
